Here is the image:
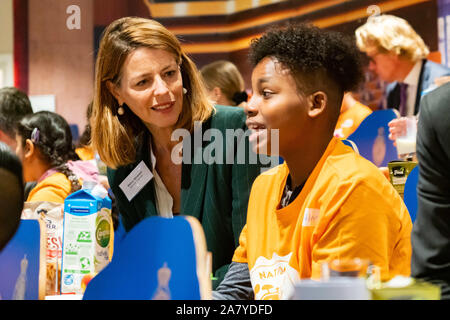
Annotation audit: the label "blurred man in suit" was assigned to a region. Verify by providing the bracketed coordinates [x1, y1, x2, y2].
[411, 82, 450, 299]
[355, 14, 450, 141]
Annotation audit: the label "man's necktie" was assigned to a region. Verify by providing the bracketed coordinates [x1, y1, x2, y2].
[398, 82, 409, 116]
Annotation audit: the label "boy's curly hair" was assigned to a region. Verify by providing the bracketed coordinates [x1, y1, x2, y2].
[249, 23, 363, 95]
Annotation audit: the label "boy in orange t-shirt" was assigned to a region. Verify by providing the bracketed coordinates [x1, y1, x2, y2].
[213, 24, 412, 300]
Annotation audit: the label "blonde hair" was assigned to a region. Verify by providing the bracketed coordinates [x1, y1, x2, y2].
[355, 14, 429, 62]
[91, 17, 213, 169]
[200, 60, 245, 106]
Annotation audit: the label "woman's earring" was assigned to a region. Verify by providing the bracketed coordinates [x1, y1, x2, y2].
[118, 105, 125, 116]
[183, 87, 187, 95]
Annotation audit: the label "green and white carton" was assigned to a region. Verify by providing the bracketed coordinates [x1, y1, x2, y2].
[61, 184, 112, 294]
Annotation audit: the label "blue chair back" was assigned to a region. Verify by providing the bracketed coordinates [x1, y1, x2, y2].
[0, 219, 45, 300]
[83, 216, 210, 300]
[403, 165, 419, 223]
[347, 109, 398, 167]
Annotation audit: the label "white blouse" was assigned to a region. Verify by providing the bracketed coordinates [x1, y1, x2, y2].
[150, 148, 174, 218]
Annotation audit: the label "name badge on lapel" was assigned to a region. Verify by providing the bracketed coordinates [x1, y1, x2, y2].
[119, 161, 153, 201]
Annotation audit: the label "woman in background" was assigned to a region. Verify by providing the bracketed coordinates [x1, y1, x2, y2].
[200, 60, 248, 107]
[90, 17, 268, 288]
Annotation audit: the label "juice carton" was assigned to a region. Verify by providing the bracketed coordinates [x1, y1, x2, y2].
[61, 185, 113, 294]
[82, 182, 113, 272]
[95, 190, 113, 273]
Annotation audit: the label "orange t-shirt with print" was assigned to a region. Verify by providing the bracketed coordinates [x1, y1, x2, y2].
[334, 101, 373, 139]
[232, 137, 412, 300]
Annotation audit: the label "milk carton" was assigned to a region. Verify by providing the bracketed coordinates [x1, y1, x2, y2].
[61, 184, 113, 294]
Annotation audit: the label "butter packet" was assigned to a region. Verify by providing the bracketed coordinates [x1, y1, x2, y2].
[370, 276, 441, 300]
[388, 160, 418, 198]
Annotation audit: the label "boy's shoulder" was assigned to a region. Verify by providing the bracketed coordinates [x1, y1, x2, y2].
[252, 163, 288, 187]
[321, 143, 393, 191]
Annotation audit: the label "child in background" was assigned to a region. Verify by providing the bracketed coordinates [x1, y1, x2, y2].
[15, 111, 100, 203]
[76, 102, 95, 161]
[334, 92, 373, 139]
